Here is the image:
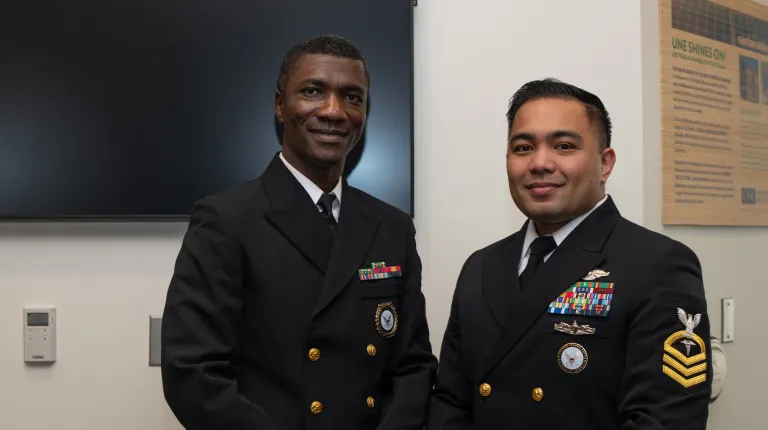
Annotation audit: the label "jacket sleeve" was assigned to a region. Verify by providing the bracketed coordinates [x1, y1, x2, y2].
[426, 254, 476, 430]
[161, 198, 278, 430]
[376, 215, 439, 430]
[618, 242, 712, 430]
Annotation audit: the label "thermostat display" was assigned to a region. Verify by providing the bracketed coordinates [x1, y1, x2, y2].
[24, 307, 56, 363]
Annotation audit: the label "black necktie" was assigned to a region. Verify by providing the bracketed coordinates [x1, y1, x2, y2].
[519, 236, 557, 291]
[317, 193, 337, 235]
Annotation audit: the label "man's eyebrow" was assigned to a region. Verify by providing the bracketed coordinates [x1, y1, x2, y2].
[508, 131, 536, 142]
[302, 78, 326, 87]
[549, 130, 582, 141]
[341, 83, 366, 93]
[508, 130, 583, 143]
[300, 79, 365, 93]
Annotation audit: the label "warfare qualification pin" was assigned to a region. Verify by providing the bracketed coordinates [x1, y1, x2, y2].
[375, 302, 399, 338]
[558, 342, 588, 374]
[554, 320, 596, 336]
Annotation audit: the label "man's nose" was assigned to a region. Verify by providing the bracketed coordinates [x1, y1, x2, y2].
[529, 146, 556, 173]
[317, 93, 345, 121]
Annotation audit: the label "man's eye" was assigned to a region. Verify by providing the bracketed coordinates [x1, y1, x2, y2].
[513, 144, 533, 152]
[346, 94, 363, 103]
[302, 88, 321, 96]
[555, 143, 574, 150]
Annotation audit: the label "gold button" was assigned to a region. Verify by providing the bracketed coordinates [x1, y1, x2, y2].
[479, 383, 491, 397]
[367, 344, 377, 356]
[366, 396, 375, 408]
[532, 387, 544, 402]
[308, 348, 320, 361]
[310, 401, 323, 414]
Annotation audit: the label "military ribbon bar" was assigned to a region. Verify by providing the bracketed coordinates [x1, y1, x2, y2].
[358, 262, 403, 281]
[547, 281, 614, 317]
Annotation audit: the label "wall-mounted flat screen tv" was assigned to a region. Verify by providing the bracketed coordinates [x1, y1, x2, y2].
[0, 0, 414, 219]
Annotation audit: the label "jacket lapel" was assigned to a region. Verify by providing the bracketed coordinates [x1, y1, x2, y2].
[263, 154, 335, 273]
[481, 198, 620, 378]
[313, 183, 380, 318]
[481, 224, 527, 327]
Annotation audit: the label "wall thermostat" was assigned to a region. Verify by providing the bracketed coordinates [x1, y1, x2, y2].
[24, 307, 56, 363]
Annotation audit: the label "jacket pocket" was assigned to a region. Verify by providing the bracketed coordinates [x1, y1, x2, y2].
[358, 281, 406, 299]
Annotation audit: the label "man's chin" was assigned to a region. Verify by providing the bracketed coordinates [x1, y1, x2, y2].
[522, 201, 566, 222]
[309, 146, 347, 167]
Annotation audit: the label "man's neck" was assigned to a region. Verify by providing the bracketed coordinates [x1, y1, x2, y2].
[281, 150, 342, 193]
[532, 193, 606, 236]
[533, 220, 569, 236]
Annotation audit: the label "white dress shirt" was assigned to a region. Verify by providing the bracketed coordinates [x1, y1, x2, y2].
[279, 152, 342, 222]
[517, 194, 608, 275]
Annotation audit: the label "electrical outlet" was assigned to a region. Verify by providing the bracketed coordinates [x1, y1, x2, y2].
[149, 316, 162, 366]
[722, 298, 735, 343]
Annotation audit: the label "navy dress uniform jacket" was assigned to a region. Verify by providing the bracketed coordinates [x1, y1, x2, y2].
[427, 197, 712, 430]
[161, 153, 438, 430]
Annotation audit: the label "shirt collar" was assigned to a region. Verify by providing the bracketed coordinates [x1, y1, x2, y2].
[521, 194, 608, 256]
[279, 152, 343, 204]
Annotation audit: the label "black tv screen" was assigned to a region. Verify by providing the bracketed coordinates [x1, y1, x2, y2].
[0, 0, 414, 219]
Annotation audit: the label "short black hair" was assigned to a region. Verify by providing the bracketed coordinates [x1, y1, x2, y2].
[506, 78, 612, 149]
[276, 34, 370, 93]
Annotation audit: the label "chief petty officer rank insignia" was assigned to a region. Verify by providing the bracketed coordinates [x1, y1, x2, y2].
[662, 308, 708, 388]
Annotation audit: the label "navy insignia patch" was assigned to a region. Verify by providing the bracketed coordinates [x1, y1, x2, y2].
[375, 301, 398, 338]
[558, 342, 588, 374]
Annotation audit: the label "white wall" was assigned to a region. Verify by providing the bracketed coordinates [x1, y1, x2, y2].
[414, 0, 643, 358]
[641, 1, 768, 427]
[0, 223, 187, 429]
[0, 0, 760, 428]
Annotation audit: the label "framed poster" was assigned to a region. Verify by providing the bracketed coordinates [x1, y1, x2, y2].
[660, 0, 768, 226]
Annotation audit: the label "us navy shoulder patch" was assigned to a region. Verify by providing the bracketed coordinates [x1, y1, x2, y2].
[662, 307, 707, 388]
[548, 281, 614, 317]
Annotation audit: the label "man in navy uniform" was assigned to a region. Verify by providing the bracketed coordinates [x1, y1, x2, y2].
[427, 78, 711, 430]
[161, 35, 437, 430]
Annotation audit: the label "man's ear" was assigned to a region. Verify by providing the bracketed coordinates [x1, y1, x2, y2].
[600, 147, 616, 185]
[275, 90, 284, 123]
